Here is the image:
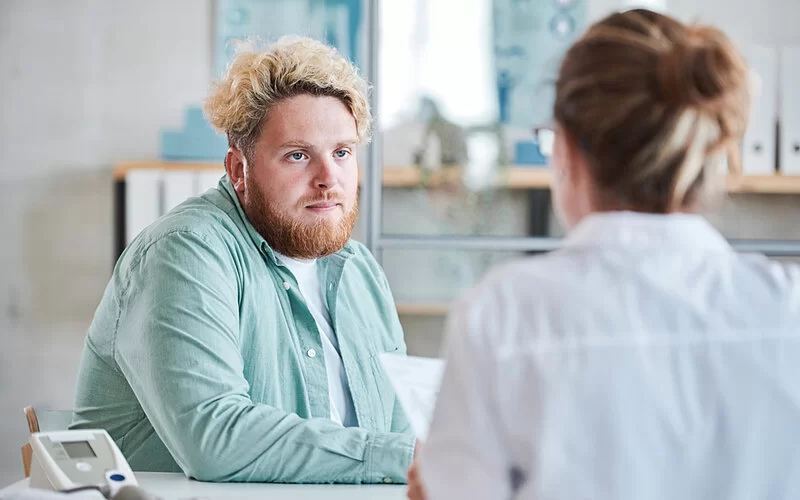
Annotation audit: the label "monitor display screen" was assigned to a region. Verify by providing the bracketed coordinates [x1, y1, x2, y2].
[62, 441, 96, 459]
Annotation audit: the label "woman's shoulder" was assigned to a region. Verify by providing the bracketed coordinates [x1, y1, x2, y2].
[455, 252, 581, 326]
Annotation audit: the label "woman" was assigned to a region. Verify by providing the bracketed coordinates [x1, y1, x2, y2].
[409, 9, 800, 500]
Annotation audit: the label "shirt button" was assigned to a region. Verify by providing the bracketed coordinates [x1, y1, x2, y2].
[382, 477, 393, 484]
[307, 348, 317, 358]
[283, 281, 291, 290]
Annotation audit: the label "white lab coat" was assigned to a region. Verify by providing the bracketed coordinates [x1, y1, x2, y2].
[420, 211, 800, 500]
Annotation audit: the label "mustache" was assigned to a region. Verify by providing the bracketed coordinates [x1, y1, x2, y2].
[299, 191, 346, 206]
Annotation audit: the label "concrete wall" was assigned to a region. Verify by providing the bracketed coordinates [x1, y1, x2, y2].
[1, 0, 799, 487]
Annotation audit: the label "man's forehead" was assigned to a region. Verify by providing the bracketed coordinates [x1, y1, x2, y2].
[263, 94, 355, 126]
[258, 106, 358, 149]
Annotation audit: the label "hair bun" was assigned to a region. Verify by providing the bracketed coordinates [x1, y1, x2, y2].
[655, 27, 749, 113]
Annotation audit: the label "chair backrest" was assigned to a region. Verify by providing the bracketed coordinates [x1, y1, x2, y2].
[21, 407, 74, 478]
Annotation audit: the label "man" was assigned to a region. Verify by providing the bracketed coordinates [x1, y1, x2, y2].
[71, 37, 415, 484]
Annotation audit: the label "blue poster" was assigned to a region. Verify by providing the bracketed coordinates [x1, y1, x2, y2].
[214, 0, 363, 76]
[493, 0, 587, 127]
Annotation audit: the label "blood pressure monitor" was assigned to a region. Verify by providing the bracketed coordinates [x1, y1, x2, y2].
[28, 429, 137, 496]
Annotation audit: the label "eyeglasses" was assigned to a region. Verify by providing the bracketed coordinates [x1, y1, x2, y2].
[533, 125, 555, 159]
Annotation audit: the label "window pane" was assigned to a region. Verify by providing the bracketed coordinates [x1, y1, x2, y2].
[384, 248, 524, 304]
[379, 0, 585, 236]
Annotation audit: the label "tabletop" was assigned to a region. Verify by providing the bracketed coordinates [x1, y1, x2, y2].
[0, 472, 407, 500]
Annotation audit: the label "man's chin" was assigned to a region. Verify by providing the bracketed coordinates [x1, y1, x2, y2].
[301, 212, 345, 226]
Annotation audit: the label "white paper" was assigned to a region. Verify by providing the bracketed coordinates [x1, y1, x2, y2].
[379, 353, 445, 439]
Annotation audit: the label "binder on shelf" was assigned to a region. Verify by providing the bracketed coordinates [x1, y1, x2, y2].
[741, 45, 778, 175]
[781, 46, 800, 175]
[196, 171, 225, 196]
[125, 169, 162, 245]
[162, 171, 196, 213]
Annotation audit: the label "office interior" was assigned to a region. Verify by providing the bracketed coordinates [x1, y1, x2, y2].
[2, 0, 800, 489]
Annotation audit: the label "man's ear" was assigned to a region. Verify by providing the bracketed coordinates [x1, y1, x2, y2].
[225, 147, 246, 194]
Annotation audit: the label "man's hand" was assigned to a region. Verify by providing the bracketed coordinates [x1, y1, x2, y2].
[407, 440, 426, 500]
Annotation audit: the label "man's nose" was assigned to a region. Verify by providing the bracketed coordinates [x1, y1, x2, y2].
[312, 156, 338, 189]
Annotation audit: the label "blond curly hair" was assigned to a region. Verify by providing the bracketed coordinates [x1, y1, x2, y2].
[204, 36, 371, 160]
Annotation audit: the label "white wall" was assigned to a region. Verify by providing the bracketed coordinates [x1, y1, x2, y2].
[0, 0, 212, 486]
[1, 0, 800, 489]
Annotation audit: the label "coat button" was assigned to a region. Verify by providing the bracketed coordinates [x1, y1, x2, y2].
[283, 281, 291, 290]
[307, 349, 317, 358]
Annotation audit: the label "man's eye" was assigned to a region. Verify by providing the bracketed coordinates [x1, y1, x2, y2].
[335, 150, 350, 158]
[289, 152, 306, 161]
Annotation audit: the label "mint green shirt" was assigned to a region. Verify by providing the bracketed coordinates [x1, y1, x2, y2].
[71, 176, 415, 483]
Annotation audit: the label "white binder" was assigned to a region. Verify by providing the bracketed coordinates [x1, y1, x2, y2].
[162, 171, 196, 213]
[125, 169, 162, 245]
[780, 46, 800, 175]
[196, 170, 225, 196]
[741, 45, 778, 175]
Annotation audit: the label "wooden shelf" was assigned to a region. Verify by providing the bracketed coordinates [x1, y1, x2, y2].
[113, 161, 550, 188]
[724, 175, 800, 194]
[114, 161, 224, 179]
[115, 161, 800, 194]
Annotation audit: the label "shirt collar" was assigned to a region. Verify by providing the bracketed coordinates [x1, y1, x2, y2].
[273, 250, 316, 268]
[563, 211, 732, 254]
[217, 174, 356, 265]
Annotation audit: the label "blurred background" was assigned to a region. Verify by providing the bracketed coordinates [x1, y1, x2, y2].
[2, 0, 800, 487]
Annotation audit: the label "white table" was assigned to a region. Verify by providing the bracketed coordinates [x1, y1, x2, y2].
[0, 472, 406, 499]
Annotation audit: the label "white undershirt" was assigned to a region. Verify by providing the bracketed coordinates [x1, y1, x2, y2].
[275, 252, 357, 427]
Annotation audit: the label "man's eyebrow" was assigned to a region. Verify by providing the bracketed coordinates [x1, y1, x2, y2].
[277, 140, 314, 149]
[335, 139, 358, 148]
[276, 139, 359, 149]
